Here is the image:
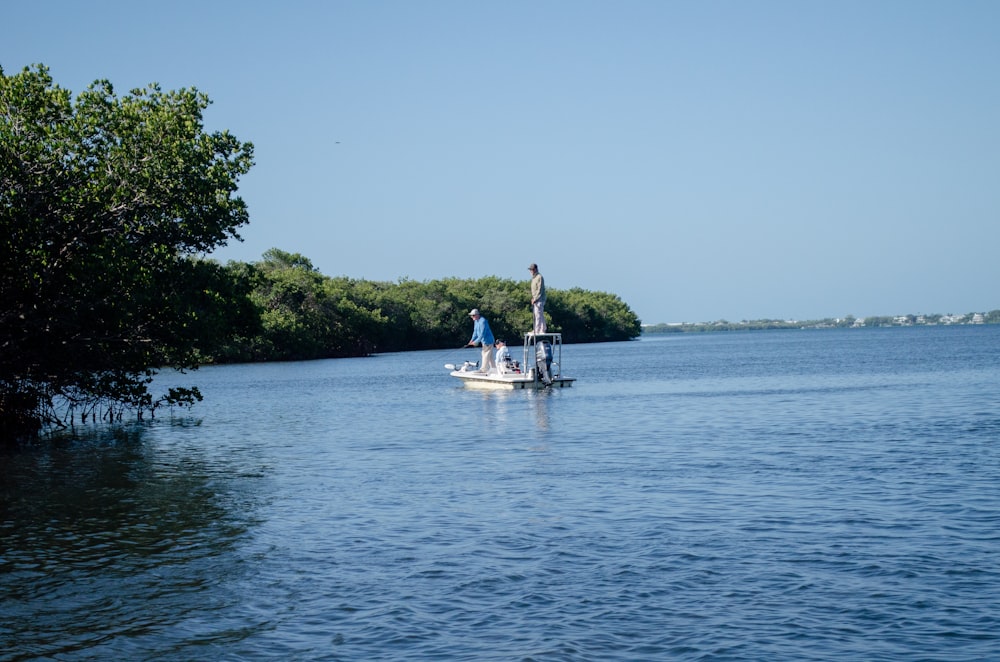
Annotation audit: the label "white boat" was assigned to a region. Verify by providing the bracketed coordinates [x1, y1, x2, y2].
[445, 332, 576, 390]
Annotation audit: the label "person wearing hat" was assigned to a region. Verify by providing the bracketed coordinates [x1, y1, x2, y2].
[528, 263, 547, 334]
[466, 308, 497, 374]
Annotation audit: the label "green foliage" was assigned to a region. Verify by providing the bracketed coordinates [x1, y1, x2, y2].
[219, 254, 642, 362]
[547, 288, 642, 342]
[1, 64, 254, 439]
[222, 249, 386, 361]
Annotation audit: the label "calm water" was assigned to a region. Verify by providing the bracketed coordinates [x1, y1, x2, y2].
[2, 326, 1000, 661]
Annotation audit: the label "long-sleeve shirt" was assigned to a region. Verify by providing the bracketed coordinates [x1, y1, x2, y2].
[531, 273, 546, 304]
[470, 316, 494, 346]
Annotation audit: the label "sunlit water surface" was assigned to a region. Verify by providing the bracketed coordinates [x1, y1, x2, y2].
[3, 326, 1000, 660]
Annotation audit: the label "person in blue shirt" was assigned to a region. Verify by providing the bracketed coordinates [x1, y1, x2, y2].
[466, 308, 497, 373]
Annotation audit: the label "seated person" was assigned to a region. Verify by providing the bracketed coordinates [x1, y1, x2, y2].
[494, 339, 518, 374]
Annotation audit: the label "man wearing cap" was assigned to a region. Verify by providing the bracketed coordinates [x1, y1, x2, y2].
[528, 263, 546, 334]
[466, 309, 497, 374]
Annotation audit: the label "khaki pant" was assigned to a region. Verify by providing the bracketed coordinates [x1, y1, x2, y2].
[480, 343, 497, 373]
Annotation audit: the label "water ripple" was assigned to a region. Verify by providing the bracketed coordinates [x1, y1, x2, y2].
[3, 328, 1000, 660]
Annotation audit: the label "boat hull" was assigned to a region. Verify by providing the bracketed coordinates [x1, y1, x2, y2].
[449, 371, 576, 390]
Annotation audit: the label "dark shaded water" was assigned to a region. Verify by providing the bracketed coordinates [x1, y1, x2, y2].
[3, 326, 1000, 660]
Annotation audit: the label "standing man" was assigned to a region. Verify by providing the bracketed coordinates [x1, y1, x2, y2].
[466, 308, 497, 373]
[528, 263, 546, 334]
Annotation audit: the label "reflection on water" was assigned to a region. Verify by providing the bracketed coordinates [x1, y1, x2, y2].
[464, 388, 555, 433]
[1, 425, 266, 658]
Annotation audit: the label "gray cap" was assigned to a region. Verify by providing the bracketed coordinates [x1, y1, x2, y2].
[469, 308, 480, 316]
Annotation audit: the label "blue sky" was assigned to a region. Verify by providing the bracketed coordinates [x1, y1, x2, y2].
[4, 1, 998, 324]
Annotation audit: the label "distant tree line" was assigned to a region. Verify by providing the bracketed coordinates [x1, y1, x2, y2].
[211, 248, 641, 363]
[644, 311, 1000, 334]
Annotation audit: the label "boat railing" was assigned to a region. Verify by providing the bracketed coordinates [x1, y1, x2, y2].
[521, 332, 564, 380]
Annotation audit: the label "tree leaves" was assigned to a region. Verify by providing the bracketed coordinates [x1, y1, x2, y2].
[220, 254, 641, 362]
[1, 64, 254, 440]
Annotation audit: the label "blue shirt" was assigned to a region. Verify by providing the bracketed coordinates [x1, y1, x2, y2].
[470, 316, 494, 346]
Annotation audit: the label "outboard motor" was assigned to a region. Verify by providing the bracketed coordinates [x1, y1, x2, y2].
[535, 341, 553, 385]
